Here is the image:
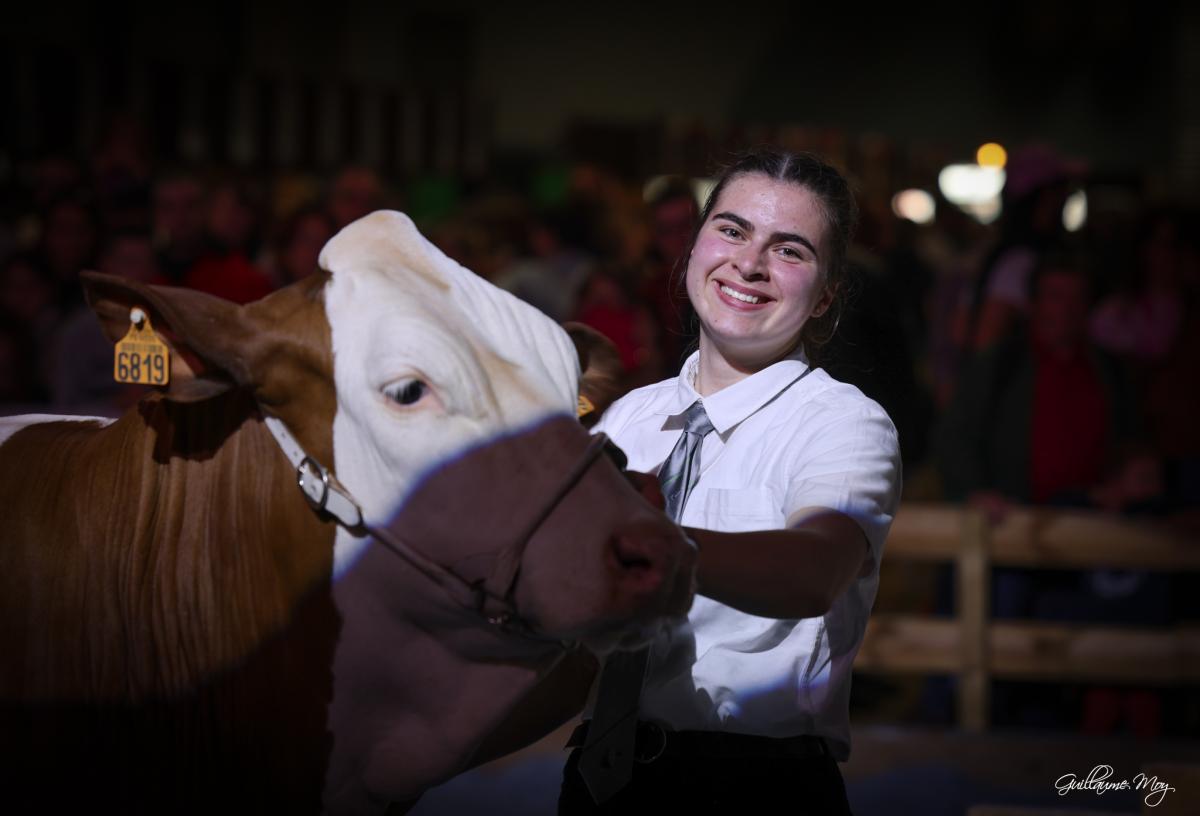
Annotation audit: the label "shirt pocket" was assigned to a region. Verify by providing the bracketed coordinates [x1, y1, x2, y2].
[691, 486, 784, 532]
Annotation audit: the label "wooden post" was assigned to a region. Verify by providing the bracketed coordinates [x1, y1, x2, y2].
[958, 508, 990, 731]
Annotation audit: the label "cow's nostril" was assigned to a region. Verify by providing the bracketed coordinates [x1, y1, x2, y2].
[615, 551, 653, 571]
[609, 530, 662, 573]
[608, 529, 676, 606]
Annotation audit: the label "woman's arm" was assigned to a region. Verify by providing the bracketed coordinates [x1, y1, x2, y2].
[685, 508, 871, 619]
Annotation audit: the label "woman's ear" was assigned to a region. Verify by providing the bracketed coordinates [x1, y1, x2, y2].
[811, 283, 837, 318]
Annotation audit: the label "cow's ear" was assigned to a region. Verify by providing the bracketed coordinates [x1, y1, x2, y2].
[562, 322, 625, 428]
[81, 271, 257, 403]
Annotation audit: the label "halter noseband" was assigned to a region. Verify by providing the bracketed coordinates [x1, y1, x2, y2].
[263, 414, 621, 648]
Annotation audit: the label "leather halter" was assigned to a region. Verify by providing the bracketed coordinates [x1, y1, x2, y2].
[262, 414, 620, 647]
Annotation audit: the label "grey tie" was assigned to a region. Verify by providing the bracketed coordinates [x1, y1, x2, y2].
[577, 400, 713, 804]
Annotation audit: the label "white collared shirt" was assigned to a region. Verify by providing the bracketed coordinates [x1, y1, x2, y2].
[593, 348, 901, 759]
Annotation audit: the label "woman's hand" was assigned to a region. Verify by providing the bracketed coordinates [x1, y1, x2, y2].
[622, 470, 667, 512]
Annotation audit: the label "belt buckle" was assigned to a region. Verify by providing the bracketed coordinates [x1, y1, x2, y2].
[634, 721, 667, 764]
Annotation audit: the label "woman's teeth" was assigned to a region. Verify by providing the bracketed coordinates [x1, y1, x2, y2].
[720, 284, 764, 304]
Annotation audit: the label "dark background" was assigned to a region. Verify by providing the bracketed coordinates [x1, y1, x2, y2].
[4, 1, 1196, 189]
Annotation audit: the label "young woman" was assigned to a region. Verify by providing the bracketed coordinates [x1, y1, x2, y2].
[560, 148, 902, 814]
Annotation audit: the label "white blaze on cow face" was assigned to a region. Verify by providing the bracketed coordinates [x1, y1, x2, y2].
[318, 211, 581, 572]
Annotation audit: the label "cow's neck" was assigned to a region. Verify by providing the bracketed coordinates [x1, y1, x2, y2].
[3, 389, 337, 701]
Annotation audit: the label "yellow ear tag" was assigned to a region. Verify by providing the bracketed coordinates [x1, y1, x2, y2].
[114, 308, 170, 385]
[576, 394, 595, 419]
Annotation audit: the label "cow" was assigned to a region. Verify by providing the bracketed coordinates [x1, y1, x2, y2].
[0, 211, 695, 815]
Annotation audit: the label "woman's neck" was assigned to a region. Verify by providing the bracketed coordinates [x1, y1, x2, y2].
[695, 334, 790, 396]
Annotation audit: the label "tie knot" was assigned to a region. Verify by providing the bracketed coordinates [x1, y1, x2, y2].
[682, 400, 714, 436]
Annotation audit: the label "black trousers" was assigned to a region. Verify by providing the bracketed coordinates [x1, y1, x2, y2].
[558, 729, 854, 815]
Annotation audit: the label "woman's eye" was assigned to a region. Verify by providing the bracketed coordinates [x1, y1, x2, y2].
[385, 380, 428, 406]
[719, 226, 741, 239]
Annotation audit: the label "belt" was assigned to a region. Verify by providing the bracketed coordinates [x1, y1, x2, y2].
[567, 720, 832, 765]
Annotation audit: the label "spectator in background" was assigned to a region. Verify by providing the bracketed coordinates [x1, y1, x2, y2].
[494, 204, 595, 323]
[821, 200, 935, 472]
[0, 253, 58, 405]
[938, 251, 1168, 733]
[0, 321, 42, 411]
[89, 113, 153, 233]
[967, 144, 1084, 352]
[0, 253, 58, 339]
[573, 265, 662, 389]
[28, 155, 84, 213]
[51, 230, 159, 416]
[1090, 208, 1186, 362]
[272, 205, 335, 286]
[39, 193, 98, 311]
[917, 194, 992, 409]
[183, 177, 273, 304]
[328, 166, 384, 230]
[1133, 210, 1200, 510]
[640, 178, 699, 375]
[0, 156, 81, 266]
[153, 168, 208, 285]
[939, 252, 1139, 515]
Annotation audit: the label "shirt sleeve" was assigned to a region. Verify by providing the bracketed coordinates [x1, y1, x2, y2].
[782, 396, 902, 567]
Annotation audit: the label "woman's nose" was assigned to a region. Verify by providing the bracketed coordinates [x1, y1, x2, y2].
[732, 245, 767, 280]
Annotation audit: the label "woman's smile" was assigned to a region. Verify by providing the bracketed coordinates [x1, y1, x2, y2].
[714, 278, 773, 307]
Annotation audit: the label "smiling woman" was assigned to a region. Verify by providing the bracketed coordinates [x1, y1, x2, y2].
[559, 149, 901, 815]
[684, 150, 859, 391]
[687, 174, 833, 388]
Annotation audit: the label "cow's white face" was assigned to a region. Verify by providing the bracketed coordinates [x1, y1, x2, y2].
[319, 211, 580, 572]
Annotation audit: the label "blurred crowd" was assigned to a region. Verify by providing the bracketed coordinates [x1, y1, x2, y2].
[3, 117, 1199, 736]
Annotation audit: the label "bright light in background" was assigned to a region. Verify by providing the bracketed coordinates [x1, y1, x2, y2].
[891, 189, 936, 224]
[938, 164, 1005, 223]
[1063, 189, 1088, 232]
[938, 164, 1005, 202]
[976, 142, 1007, 168]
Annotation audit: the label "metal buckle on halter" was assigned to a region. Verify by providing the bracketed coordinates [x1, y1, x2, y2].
[487, 611, 513, 628]
[469, 581, 514, 629]
[296, 455, 331, 513]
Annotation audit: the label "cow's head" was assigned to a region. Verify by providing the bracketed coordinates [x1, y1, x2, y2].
[81, 211, 693, 652]
[316, 212, 693, 649]
[316, 212, 589, 566]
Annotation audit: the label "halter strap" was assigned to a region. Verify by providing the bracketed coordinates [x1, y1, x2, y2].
[259, 410, 616, 646]
[263, 415, 364, 529]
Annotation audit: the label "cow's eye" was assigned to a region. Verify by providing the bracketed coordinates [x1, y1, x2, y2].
[384, 379, 428, 406]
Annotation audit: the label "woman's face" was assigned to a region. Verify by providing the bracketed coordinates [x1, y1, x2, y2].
[685, 174, 832, 369]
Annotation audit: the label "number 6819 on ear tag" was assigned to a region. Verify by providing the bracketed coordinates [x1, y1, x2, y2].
[114, 307, 170, 385]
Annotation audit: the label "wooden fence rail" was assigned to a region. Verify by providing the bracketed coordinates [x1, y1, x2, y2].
[855, 503, 1200, 730]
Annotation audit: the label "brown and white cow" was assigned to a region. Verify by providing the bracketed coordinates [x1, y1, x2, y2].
[0, 211, 694, 815]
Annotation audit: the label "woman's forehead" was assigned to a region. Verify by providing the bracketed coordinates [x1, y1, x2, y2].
[711, 175, 827, 235]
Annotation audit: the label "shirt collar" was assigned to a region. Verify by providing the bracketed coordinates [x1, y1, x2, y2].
[658, 346, 813, 435]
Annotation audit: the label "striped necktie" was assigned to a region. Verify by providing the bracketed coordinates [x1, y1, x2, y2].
[577, 400, 713, 804]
